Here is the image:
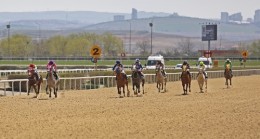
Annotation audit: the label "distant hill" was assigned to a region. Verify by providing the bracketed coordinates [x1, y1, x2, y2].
[0, 11, 260, 43]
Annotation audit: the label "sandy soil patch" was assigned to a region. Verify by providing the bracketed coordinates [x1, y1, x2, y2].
[0, 75, 260, 139]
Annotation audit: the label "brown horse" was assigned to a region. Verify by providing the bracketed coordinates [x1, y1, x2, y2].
[224, 64, 232, 88]
[131, 67, 145, 97]
[181, 65, 191, 95]
[46, 67, 60, 98]
[197, 68, 207, 93]
[155, 66, 167, 93]
[27, 70, 43, 98]
[114, 67, 130, 98]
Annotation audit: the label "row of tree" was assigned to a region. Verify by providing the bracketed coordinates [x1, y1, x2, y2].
[0, 32, 123, 57]
[0, 32, 260, 58]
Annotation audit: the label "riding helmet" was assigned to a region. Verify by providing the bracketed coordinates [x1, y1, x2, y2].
[183, 60, 187, 64]
[29, 64, 35, 68]
[48, 60, 54, 65]
[200, 61, 204, 65]
[135, 59, 139, 63]
[226, 59, 230, 62]
[116, 60, 120, 64]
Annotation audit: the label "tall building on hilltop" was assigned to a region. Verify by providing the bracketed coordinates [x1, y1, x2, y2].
[221, 12, 229, 23]
[254, 9, 260, 23]
[229, 12, 243, 22]
[132, 8, 137, 20]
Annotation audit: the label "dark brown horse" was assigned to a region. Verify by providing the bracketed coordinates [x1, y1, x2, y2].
[114, 67, 130, 98]
[131, 67, 145, 96]
[224, 64, 232, 88]
[27, 70, 43, 98]
[46, 67, 60, 98]
[155, 66, 167, 92]
[181, 65, 191, 95]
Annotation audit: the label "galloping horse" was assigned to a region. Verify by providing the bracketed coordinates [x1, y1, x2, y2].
[180, 65, 191, 95]
[197, 68, 207, 93]
[114, 67, 130, 98]
[131, 65, 145, 96]
[155, 66, 167, 92]
[224, 64, 232, 88]
[46, 67, 60, 98]
[28, 70, 43, 98]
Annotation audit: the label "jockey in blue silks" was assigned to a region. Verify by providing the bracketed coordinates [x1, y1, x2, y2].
[133, 59, 144, 79]
[112, 60, 127, 80]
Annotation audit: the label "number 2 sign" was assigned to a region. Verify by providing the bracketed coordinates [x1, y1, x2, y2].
[90, 45, 102, 58]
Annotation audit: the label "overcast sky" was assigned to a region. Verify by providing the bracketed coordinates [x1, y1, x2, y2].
[0, 0, 259, 19]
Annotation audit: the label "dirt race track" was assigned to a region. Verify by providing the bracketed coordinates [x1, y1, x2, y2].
[0, 75, 260, 139]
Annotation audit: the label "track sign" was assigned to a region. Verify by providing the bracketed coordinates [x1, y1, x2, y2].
[241, 51, 248, 58]
[90, 45, 102, 58]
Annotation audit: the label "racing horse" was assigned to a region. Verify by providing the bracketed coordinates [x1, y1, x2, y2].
[180, 65, 191, 95]
[46, 66, 60, 98]
[224, 64, 232, 88]
[155, 66, 167, 92]
[27, 69, 43, 98]
[131, 65, 145, 96]
[197, 67, 207, 93]
[114, 67, 130, 98]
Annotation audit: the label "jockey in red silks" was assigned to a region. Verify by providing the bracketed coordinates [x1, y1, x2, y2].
[46, 60, 58, 80]
[28, 63, 40, 80]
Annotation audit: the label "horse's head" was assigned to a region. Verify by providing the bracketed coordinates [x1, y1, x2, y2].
[115, 66, 122, 75]
[28, 69, 33, 76]
[182, 65, 187, 72]
[225, 64, 230, 72]
[198, 67, 203, 74]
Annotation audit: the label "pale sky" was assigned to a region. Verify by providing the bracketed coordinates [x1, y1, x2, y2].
[1, 0, 259, 19]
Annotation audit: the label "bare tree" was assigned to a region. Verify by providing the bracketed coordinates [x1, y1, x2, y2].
[136, 39, 150, 55]
[178, 37, 194, 56]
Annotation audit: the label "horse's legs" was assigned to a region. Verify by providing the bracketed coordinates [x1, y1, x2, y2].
[28, 85, 31, 96]
[54, 87, 57, 98]
[49, 88, 52, 98]
[164, 79, 166, 92]
[189, 80, 191, 92]
[230, 78, 232, 86]
[142, 79, 145, 94]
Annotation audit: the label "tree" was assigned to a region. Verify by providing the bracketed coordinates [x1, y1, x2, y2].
[249, 40, 260, 56]
[177, 38, 194, 56]
[136, 39, 150, 55]
[102, 32, 123, 57]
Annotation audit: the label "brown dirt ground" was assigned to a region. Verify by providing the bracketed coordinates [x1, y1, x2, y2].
[0, 75, 260, 139]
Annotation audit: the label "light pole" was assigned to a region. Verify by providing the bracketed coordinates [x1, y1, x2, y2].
[149, 22, 153, 54]
[6, 23, 10, 57]
[129, 20, 132, 54]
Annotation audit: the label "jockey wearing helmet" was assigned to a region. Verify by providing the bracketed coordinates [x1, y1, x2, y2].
[112, 60, 127, 80]
[28, 63, 40, 80]
[156, 60, 166, 77]
[46, 60, 58, 80]
[224, 58, 233, 76]
[197, 61, 208, 78]
[133, 58, 144, 79]
[180, 60, 191, 78]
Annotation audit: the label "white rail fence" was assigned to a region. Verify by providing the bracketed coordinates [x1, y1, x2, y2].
[1, 69, 260, 96]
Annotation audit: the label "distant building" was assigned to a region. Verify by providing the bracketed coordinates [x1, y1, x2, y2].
[221, 12, 229, 23]
[229, 12, 243, 22]
[247, 18, 253, 23]
[132, 8, 137, 19]
[254, 9, 260, 23]
[114, 15, 125, 21]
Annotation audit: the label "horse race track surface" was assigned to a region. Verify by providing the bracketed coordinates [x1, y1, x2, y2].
[1, 75, 260, 139]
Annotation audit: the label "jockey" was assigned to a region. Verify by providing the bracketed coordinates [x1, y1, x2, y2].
[46, 60, 58, 80]
[224, 58, 233, 76]
[156, 60, 166, 77]
[28, 63, 39, 80]
[180, 60, 191, 79]
[133, 59, 144, 79]
[112, 60, 128, 80]
[197, 61, 208, 79]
